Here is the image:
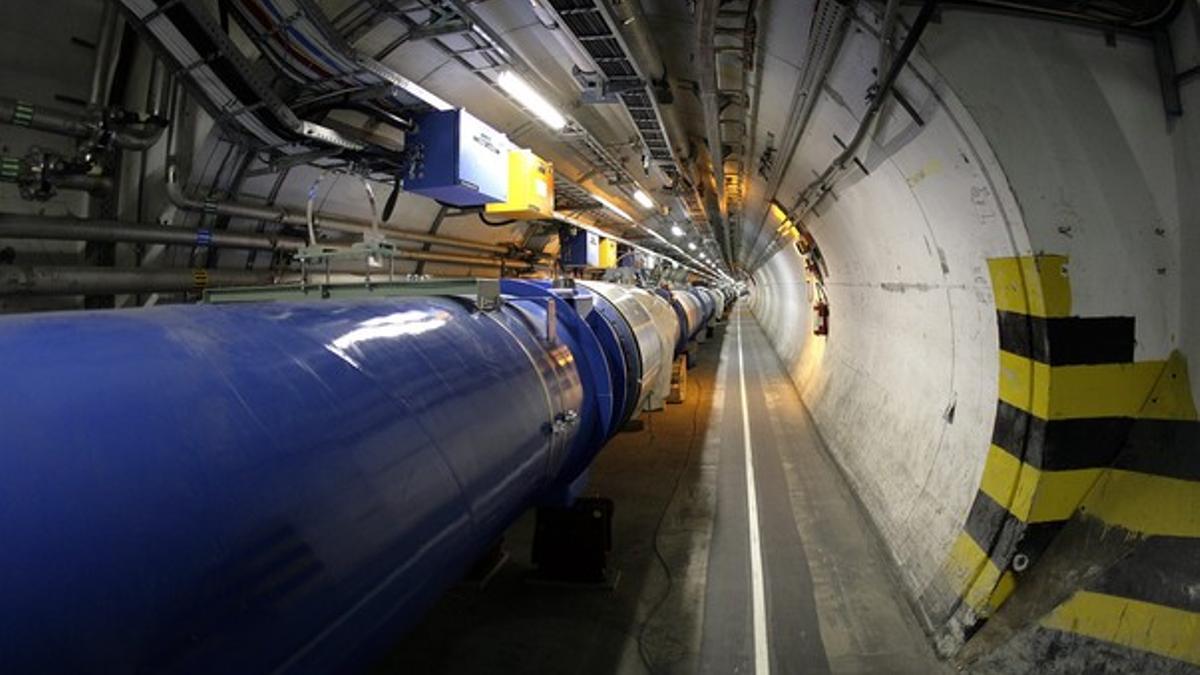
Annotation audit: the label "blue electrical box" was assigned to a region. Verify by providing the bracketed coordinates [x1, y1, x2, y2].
[406, 109, 510, 207]
[560, 229, 600, 267]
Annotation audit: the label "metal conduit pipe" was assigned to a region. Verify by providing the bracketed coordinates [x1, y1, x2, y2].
[89, 0, 121, 107]
[0, 266, 274, 296]
[0, 97, 165, 151]
[165, 166, 529, 258]
[749, 0, 938, 271]
[742, 0, 852, 267]
[0, 253, 537, 297]
[395, 249, 538, 270]
[695, 0, 727, 222]
[0, 285, 639, 671]
[0, 214, 307, 251]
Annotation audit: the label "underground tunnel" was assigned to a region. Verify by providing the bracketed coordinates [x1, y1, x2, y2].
[0, 0, 1197, 672]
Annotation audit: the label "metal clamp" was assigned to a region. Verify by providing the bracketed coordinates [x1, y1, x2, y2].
[551, 409, 579, 435]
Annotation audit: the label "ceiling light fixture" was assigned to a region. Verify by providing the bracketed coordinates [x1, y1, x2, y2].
[670, 224, 685, 237]
[633, 189, 654, 209]
[590, 193, 634, 221]
[688, 241, 697, 251]
[497, 70, 566, 130]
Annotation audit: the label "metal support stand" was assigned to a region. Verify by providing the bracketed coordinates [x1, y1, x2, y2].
[668, 353, 688, 404]
[529, 497, 618, 588]
[462, 538, 510, 589]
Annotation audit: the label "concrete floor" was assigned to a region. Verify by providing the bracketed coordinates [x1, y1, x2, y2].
[374, 310, 946, 674]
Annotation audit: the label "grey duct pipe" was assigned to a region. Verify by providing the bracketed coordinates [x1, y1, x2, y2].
[391, 249, 537, 270]
[0, 214, 306, 251]
[0, 266, 274, 296]
[0, 97, 165, 151]
[0, 155, 114, 197]
[164, 165, 532, 258]
[0, 250, 536, 297]
[0, 214, 538, 270]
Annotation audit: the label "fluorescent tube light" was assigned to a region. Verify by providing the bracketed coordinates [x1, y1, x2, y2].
[590, 193, 634, 221]
[633, 189, 654, 209]
[497, 70, 566, 130]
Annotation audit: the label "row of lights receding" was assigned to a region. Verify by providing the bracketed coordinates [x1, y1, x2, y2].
[498, 69, 723, 276]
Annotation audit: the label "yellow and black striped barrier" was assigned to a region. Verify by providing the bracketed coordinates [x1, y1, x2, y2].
[935, 254, 1199, 669]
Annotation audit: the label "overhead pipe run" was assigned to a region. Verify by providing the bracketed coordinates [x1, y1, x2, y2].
[0, 266, 274, 296]
[742, 0, 851, 268]
[0, 214, 307, 251]
[165, 166, 540, 261]
[748, 0, 936, 271]
[0, 97, 166, 152]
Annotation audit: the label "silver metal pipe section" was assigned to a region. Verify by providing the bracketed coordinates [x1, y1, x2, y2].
[394, 249, 538, 270]
[0, 266, 274, 296]
[0, 97, 164, 151]
[90, 0, 121, 106]
[0, 214, 306, 251]
[43, 173, 114, 195]
[165, 166, 526, 258]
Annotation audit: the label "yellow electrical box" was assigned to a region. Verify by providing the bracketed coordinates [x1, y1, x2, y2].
[485, 149, 554, 220]
[598, 238, 618, 268]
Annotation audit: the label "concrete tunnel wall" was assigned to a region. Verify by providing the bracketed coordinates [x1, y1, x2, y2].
[749, 7, 1200, 672]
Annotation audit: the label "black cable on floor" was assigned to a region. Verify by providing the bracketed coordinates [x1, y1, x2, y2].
[637, 373, 706, 674]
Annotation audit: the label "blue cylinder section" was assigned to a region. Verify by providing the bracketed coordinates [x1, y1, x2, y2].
[0, 295, 609, 673]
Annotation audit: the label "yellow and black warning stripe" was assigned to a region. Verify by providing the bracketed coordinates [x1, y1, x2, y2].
[938, 254, 1200, 664]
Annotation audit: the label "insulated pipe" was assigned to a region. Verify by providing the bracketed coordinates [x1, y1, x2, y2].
[693, 287, 716, 323]
[165, 166, 526, 258]
[0, 293, 612, 672]
[665, 288, 706, 353]
[623, 285, 680, 407]
[0, 214, 307, 251]
[0, 266, 274, 296]
[578, 280, 666, 417]
[0, 97, 165, 151]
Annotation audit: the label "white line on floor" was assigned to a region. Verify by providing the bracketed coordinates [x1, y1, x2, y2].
[737, 311, 771, 675]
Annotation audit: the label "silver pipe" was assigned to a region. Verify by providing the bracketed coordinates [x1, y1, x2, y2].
[394, 249, 537, 270]
[0, 214, 306, 251]
[164, 165, 525, 257]
[89, 0, 120, 107]
[0, 97, 164, 151]
[0, 266, 273, 296]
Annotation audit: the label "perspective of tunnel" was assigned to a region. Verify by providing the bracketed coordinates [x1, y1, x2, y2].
[0, 0, 1197, 672]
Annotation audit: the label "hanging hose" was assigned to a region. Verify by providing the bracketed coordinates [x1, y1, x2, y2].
[361, 176, 381, 237]
[381, 175, 400, 223]
[305, 171, 331, 247]
[478, 212, 517, 227]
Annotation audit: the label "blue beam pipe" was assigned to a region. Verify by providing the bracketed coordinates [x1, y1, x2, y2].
[0, 294, 617, 673]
